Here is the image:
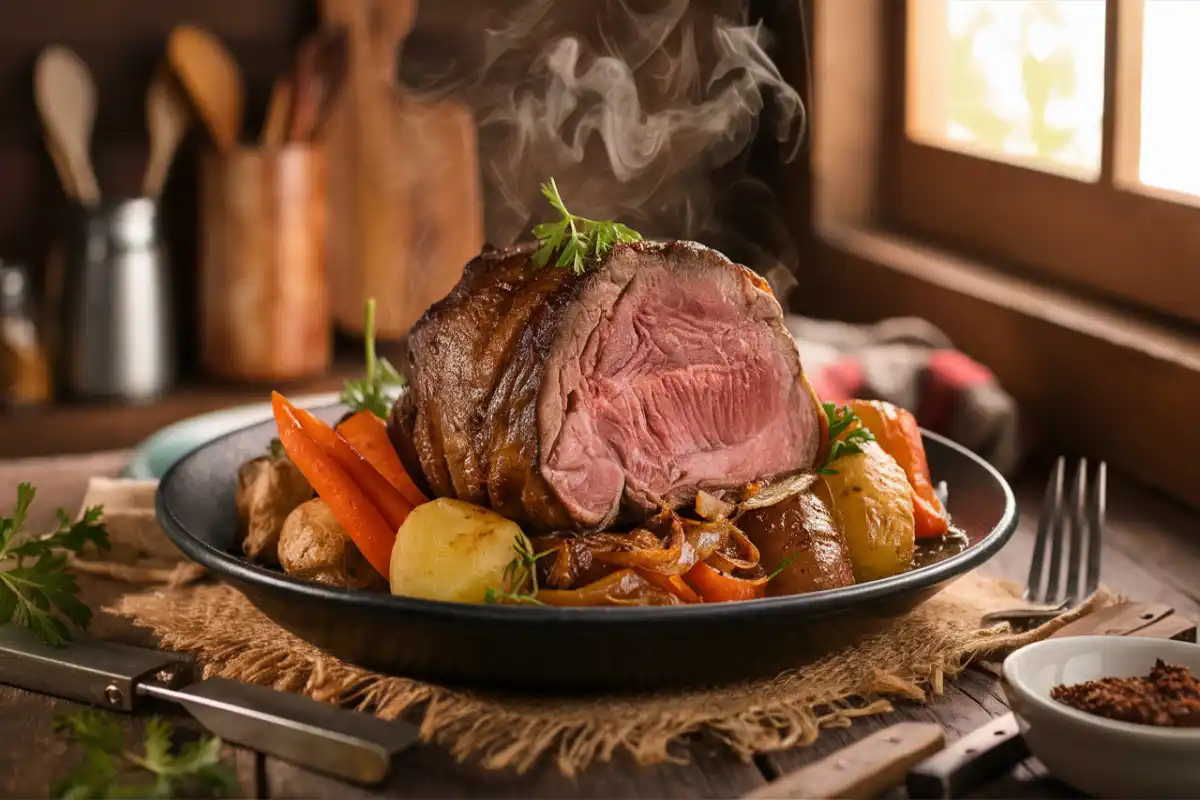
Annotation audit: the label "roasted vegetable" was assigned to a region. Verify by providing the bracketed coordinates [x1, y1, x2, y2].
[818, 439, 915, 583]
[338, 410, 427, 506]
[272, 392, 395, 578]
[739, 491, 855, 596]
[847, 399, 948, 539]
[683, 562, 768, 602]
[537, 569, 680, 606]
[278, 500, 387, 590]
[235, 452, 312, 564]
[389, 498, 529, 604]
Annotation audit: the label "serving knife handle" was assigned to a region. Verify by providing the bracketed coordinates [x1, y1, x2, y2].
[0, 626, 188, 711]
[905, 713, 1026, 799]
[140, 678, 420, 785]
[745, 722, 945, 799]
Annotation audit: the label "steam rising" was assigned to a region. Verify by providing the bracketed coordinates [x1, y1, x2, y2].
[401, 0, 807, 292]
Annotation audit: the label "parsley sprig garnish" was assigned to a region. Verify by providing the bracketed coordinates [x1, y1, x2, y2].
[531, 178, 643, 275]
[52, 711, 236, 799]
[0, 484, 110, 645]
[818, 403, 875, 476]
[340, 298, 405, 420]
[484, 535, 554, 605]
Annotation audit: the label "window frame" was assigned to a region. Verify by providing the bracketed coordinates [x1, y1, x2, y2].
[881, 0, 1200, 323]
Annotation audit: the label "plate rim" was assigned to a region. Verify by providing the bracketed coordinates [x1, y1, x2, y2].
[156, 404, 1019, 625]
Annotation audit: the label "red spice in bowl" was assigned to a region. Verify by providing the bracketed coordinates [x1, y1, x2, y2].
[1050, 659, 1200, 727]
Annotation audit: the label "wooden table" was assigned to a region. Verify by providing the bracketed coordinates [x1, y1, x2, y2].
[2, 452, 1198, 799]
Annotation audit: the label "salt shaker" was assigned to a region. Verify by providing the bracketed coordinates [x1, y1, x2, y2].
[0, 262, 51, 407]
[59, 199, 175, 402]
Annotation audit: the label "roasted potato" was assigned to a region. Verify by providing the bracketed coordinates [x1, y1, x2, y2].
[390, 498, 529, 603]
[817, 440, 915, 582]
[847, 399, 948, 539]
[277, 499, 388, 590]
[235, 453, 312, 564]
[739, 491, 855, 596]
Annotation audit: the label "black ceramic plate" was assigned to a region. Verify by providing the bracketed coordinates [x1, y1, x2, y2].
[157, 404, 1018, 690]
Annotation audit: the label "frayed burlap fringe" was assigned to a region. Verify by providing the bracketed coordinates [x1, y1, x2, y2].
[110, 572, 1109, 776]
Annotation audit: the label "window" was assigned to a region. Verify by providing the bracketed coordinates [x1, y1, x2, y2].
[889, 0, 1200, 323]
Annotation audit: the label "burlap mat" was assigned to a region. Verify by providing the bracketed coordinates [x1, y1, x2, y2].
[83, 477, 1108, 776]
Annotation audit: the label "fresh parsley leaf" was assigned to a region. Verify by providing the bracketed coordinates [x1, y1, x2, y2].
[484, 535, 554, 605]
[52, 711, 236, 799]
[0, 485, 110, 645]
[817, 403, 875, 475]
[340, 297, 405, 420]
[530, 178, 643, 275]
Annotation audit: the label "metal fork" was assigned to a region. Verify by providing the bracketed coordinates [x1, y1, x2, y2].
[980, 456, 1107, 629]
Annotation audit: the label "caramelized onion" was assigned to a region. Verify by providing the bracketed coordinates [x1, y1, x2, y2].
[706, 526, 762, 574]
[536, 569, 682, 607]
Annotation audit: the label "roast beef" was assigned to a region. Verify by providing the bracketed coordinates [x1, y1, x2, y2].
[389, 240, 825, 532]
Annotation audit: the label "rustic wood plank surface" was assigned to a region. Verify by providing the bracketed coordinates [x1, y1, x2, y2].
[0, 452, 1195, 799]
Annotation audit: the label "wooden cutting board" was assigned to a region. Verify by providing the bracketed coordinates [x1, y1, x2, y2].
[320, 0, 483, 339]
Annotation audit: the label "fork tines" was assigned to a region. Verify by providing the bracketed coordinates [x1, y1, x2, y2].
[1023, 456, 1107, 607]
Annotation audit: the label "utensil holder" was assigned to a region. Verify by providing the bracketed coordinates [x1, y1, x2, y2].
[198, 145, 330, 382]
[59, 198, 175, 402]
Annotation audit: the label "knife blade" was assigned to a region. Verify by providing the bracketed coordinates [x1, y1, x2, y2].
[906, 601, 1197, 799]
[0, 626, 419, 784]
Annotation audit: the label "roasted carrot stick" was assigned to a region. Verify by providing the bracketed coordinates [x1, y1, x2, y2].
[337, 410, 427, 506]
[271, 392, 395, 577]
[635, 569, 703, 603]
[683, 562, 768, 603]
[277, 396, 413, 532]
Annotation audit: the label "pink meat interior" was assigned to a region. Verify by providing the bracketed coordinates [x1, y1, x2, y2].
[542, 263, 815, 526]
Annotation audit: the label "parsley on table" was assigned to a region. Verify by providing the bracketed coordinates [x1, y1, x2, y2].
[340, 297, 405, 420]
[818, 403, 875, 476]
[52, 711, 236, 799]
[531, 178, 643, 275]
[0, 484, 110, 645]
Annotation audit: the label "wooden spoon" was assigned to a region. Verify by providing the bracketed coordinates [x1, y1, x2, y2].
[260, 76, 294, 147]
[167, 25, 244, 152]
[34, 46, 101, 206]
[142, 63, 191, 198]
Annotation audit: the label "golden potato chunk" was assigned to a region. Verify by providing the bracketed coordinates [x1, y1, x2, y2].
[278, 499, 387, 590]
[390, 498, 530, 604]
[817, 440, 915, 583]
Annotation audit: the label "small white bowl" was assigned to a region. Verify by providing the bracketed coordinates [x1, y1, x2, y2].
[1002, 636, 1200, 798]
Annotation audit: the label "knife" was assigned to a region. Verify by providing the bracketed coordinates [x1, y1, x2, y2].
[906, 601, 1197, 799]
[0, 626, 420, 784]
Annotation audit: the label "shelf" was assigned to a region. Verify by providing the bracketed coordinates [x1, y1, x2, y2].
[0, 361, 362, 460]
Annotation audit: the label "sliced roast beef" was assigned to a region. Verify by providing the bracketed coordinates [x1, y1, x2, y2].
[390, 240, 824, 532]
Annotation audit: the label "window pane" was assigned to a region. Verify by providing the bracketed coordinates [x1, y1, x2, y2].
[908, 0, 1107, 179]
[1139, 1, 1200, 197]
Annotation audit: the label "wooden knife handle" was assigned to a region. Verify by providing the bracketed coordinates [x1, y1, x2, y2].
[905, 713, 1026, 800]
[745, 722, 945, 800]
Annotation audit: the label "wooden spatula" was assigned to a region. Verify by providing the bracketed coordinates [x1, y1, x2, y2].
[34, 46, 101, 206]
[142, 63, 191, 198]
[168, 25, 244, 152]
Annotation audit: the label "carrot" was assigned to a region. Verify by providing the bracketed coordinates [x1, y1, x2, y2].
[683, 562, 768, 603]
[847, 399, 949, 539]
[271, 392, 395, 577]
[279, 398, 413, 532]
[337, 410, 427, 506]
[635, 569, 703, 603]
